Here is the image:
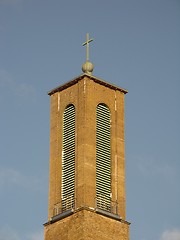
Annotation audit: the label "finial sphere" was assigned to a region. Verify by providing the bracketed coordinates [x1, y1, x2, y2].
[82, 61, 94, 75]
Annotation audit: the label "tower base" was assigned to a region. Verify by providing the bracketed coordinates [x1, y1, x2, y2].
[44, 208, 130, 240]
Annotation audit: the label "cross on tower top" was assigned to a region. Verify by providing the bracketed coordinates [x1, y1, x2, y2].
[82, 33, 94, 75]
[82, 33, 94, 61]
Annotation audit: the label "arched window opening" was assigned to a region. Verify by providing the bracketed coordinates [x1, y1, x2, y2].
[62, 104, 75, 212]
[96, 103, 111, 212]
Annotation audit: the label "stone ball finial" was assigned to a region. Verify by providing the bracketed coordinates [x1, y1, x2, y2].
[82, 61, 94, 75]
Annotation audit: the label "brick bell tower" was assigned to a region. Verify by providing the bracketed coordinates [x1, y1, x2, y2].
[44, 34, 130, 240]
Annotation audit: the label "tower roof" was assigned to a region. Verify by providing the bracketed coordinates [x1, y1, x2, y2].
[48, 73, 128, 96]
[48, 34, 128, 96]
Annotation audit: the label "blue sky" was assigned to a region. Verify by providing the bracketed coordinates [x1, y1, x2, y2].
[0, 0, 179, 240]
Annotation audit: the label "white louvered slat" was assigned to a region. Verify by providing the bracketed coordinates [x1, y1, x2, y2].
[96, 104, 111, 211]
[62, 104, 75, 211]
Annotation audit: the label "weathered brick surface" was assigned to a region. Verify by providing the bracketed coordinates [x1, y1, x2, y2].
[45, 75, 129, 239]
[44, 209, 129, 240]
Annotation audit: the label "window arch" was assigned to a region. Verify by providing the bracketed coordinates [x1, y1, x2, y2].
[62, 104, 75, 211]
[96, 103, 111, 211]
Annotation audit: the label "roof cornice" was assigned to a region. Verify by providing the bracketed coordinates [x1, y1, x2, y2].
[48, 73, 128, 96]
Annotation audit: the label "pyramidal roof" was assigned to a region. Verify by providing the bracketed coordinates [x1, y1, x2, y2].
[48, 73, 128, 96]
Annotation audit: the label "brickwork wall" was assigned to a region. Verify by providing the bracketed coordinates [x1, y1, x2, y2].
[46, 75, 129, 239]
[44, 209, 129, 240]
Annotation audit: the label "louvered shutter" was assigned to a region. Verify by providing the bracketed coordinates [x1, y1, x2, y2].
[62, 104, 75, 211]
[96, 104, 111, 211]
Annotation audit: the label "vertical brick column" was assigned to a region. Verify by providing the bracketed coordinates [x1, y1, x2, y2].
[45, 74, 129, 240]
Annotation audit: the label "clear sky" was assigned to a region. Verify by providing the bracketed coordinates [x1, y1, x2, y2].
[0, 0, 179, 240]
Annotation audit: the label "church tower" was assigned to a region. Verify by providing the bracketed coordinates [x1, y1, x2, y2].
[44, 34, 130, 240]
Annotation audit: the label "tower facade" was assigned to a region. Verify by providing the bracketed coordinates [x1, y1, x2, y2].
[44, 73, 130, 240]
[44, 35, 130, 240]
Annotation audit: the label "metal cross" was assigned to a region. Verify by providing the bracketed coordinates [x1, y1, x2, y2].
[82, 33, 94, 61]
